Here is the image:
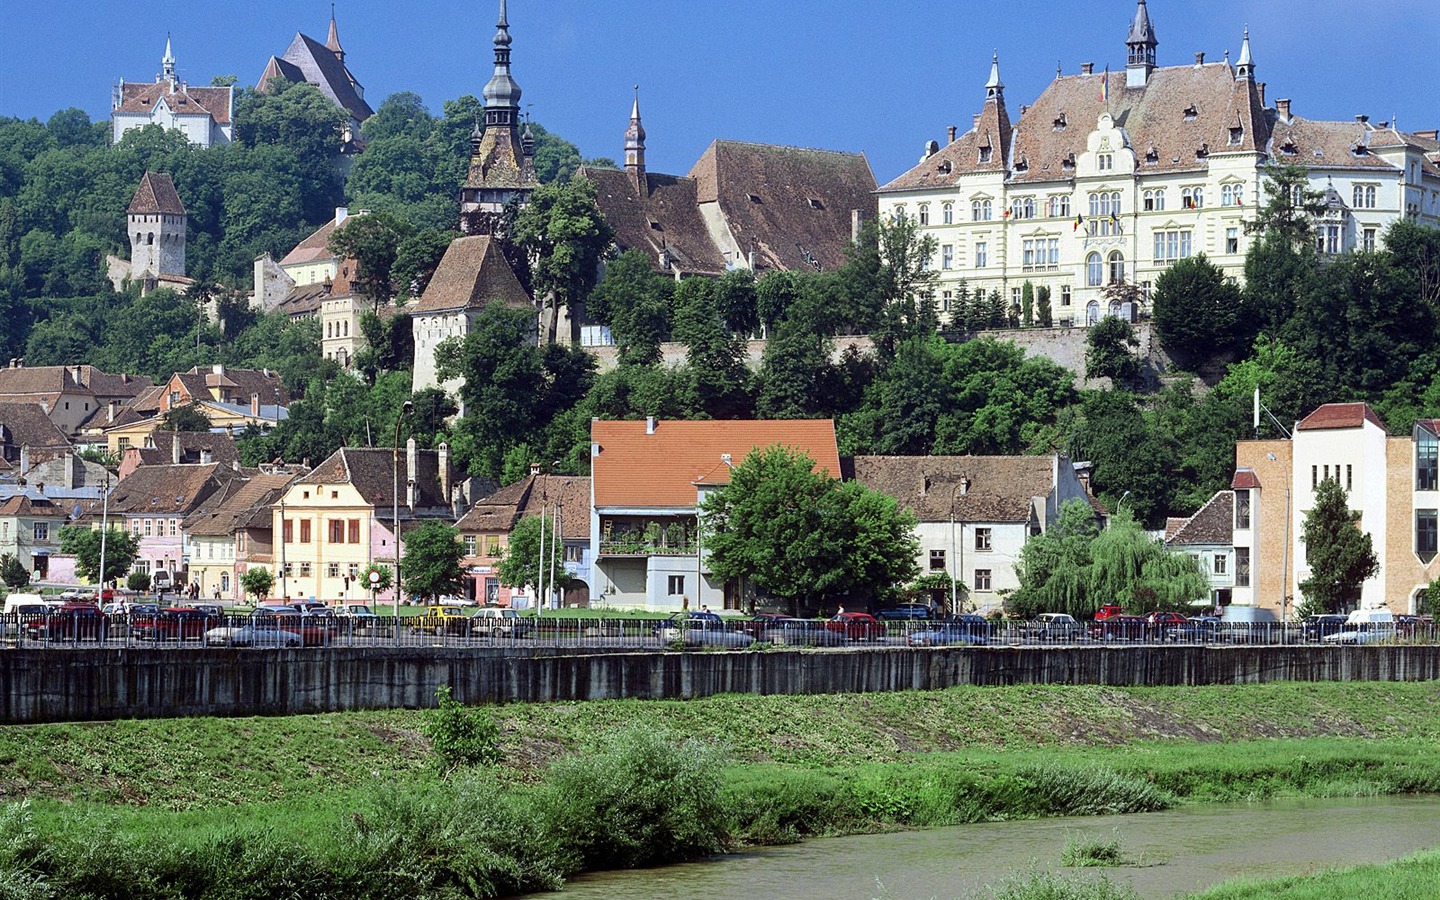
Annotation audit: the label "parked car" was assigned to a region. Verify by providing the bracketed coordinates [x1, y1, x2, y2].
[1301, 614, 1349, 642]
[414, 605, 476, 636]
[1093, 604, 1125, 621]
[132, 607, 217, 641]
[739, 613, 796, 637]
[825, 611, 886, 642]
[680, 628, 754, 649]
[1091, 614, 1149, 642]
[1167, 616, 1221, 643]
[1023, 613, 1084, 642]
[760, 618, 848, 647]
[655, 611, 726, 641]
[1323, 609, 1397, 645]
[1395, 615, 1435, 639]
[23, 603, 107, 642]
[205, 615, 303, 648]
[909, 615, 990, 647]
[336, 604, 381, 634]
[1144, 611, 1188, 630]
[1217, 606, 1282, 644]
[876, 604, 934, 621]
[470, 607, 534, 638]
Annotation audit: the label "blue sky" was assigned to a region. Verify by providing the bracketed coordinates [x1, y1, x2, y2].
[2, 1, 1436, 184]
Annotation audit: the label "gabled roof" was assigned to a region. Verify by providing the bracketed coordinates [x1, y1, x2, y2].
[458, 474, 591, 541]
[592, 419, 841, 508]
[1230, 467, 1262, 490]
[297, 447, 452, 512]
[128, 172, 186, 216]
[260, 31, 372, 121]
[115, 80, 232, 125]
[130, 431, 240, 468]
[279, 215, 343, 267]
[108, 463, 240, 516]
[413, 235, 531, 314]
[70, 366, 152, 400]
[0, 494, 67, 520]
[1296, 402, 1387, 431]
[846, 455, 1058, 523]
[0, 404, 71, 449]
[1269, 115, 1414, 172]
[182, 472, 299, 536]
[577, 166, 729, 277]
[0, 366, 82, 403]
[1166, 490, 1234, 547]
[690, 140, 877, 272]
[169, 366, 290, 406]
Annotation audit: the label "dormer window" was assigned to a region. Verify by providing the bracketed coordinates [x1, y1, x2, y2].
[1183, 104, 1199, 121]
[1062, 153, 1076, 169]
[807, 198, 824, 210]
[1053, 113, 1068, 130]
[1145, 146, 1159, 162]
[1228, 126, 1244, 145]
[1280, 138, 1298, 155]
[648, 220, 663, 231]
[1196, 143, 1210, 158]
[978, 145, 993, 164]
[938, 160, 952, 175]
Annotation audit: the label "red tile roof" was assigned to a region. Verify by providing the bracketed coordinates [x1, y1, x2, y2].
[127, 172, 186, 215]
[1230, 468, 1262, 490]
[115, 81, 232, 125]
[592, 419, 840, 508]
[1295, 403, 1387, 431]
[279, 215, 343, 267]
[413, 235, 531, 314]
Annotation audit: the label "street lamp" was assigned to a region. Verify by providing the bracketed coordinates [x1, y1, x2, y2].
[392, 400, 414, 638]
[949, 481, 965, 614]
[1266, 452, 1292, 623]
[97, 472, 111, 601]
[278, 497, 287, 601]
[1116, 490, 1132, 521]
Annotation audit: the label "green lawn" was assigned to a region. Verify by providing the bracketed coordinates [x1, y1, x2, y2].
[1193, 849, 1440, 899]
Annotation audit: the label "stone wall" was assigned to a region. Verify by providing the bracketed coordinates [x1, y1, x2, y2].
[4, 645, 1440, 724]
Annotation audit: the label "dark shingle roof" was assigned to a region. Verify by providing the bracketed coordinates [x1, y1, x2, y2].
[1166, 490, 1234, 547]
[131, 431, 240, 468]
[108, 463, 240, 516]
[0, 495, 67, 519]
[297, 447, 453, 513]
[413, 236, 531, 314]
[127, 172, 186, 216]
[578, 166, 729, 277]
[260, 32, 372, 121]
[183, 472, 298, 537]
[458, 474, 591, 541]
[0, 404, 71, 449]
[847, 455, 1057, 523]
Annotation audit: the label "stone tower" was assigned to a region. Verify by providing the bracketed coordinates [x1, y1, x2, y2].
[459, 0, 537, 234]
[128, 171, 187, 280]
[624, 86, 646, 192]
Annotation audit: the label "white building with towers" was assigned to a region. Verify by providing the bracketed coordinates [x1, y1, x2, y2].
[879, 0, 1440, 328]
[112, 37, 233, 147]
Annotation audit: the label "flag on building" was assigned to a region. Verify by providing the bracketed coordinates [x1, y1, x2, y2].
[1073, 213, 1084, 232]
[1101, 66, 1110, 103]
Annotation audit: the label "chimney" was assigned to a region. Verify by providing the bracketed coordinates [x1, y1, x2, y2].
[961, 477, 971, 496]
[406, 436, 418, 509]
[645, 416, 656, 435]
[947, 125, 957, 143]
[19, 445, 29, 474]
[69, 365, 82, 383]
[1276, 98, 1292, 122]
[200, 448, 213, 465]
[851, 209, 862, 243]
[171, 436, 181, 465]
[35, 482, 43, 496]
[529, 461, 541, 477]
[251, 392, 260, 417]
[107, 400, 118, 424]
[1081, 62, 1094, 75]
[335, 207, 349, 226]
[212, 363, 224, 376]
[438, 441, 450, 502]
[1194, 52, 1205, 65]
[920, 476, 930, 496]
[1257, 82, 1266, 106]
[1356, 114, 1370, 128]
[972, 113, 982, 129]
[64, 451, 75, 489]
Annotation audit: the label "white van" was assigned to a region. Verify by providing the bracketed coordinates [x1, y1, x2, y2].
[1323, 609, 1396, 644]
[4, 593, 47, 615]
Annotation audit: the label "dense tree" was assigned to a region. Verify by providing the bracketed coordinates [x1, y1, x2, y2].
[1151, 254, 1244, 359]
[1008, 499, 1100, 619]
[1247, 162, 1327, 248]
[496, 513, 565, 602]
[392, 227, 454, 301]
[508, 177, 613, 343]
[400, 521, 465, 603]
[1036, 285, 1053, 328]
[586, 249, 673, 366]
[1087, 512, 1208, 613]
[327, 211, 414, 311]
[1069, 390, 1173, 526]
[59, 526, 139, 587]
[159, 405, 212, 432]
[1085, 316, 1140, 382]
[1, 553, 30, 589]
[239, 566, 274, 603]
[701, 445, 918, 614]
[1298, 478, 1379, 615]
[671, 277, 752, 419]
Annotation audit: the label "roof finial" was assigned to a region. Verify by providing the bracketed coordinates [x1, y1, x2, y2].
[1235, 25, 1254, 79]
[161, 33, 176, 85]
[985, 51, 1003, 101]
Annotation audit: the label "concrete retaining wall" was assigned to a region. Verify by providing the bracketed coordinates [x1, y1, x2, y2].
[5, 645, 1440, 724]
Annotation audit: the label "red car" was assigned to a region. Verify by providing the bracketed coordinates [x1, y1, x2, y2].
[23, 603, 108, 641]
[132, 607, 219, 641]
[825, 612, 886, 641]
[1094, 605, 1125, 621]
[1090, 614, 1149, 641]
[1144, 611, 1188, 629]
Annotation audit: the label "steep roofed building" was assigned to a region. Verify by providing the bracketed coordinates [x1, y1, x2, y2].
[459, 0, 537, 235]
[112, 37, 233, 147]
[258, 11, 372, 133]
[457, 473, 592, 607]
[880, 1, 1440, 329]
[108, 172, 191, 295]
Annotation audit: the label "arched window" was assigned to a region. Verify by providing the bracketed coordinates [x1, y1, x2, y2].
[893, 205, 907, 222]
[917, 204, 930, 225]
[971, 199, 992, 221]
[147, 233, 154, 245]
[1108, 251, 1126, 284]
[942, 203, 954, 225]
[1086, 252, 1103, 286]
[1109, 299, 1122, 318]
[1086, 300, 1100, 325]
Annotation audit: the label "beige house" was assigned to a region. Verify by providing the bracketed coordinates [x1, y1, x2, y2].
[182, 472, 299, 602]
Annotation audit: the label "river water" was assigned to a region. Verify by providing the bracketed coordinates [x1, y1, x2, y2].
[529, 795, 1440, 899]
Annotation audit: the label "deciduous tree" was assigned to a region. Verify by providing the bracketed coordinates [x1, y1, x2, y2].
[401, 521, 466, 603]
[1298, 478, 1379, 615]
[496, 513, 564, 601]
[59, 526, 139, 587]
[1151, 254, 1243, 359]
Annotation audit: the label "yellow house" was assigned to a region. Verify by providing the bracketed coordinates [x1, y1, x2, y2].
[273, 441, 459, 604]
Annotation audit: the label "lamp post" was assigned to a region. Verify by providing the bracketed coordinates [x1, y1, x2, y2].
[1266, 452, 1292, 623]
[278, 497, 287, 601]
[949, 482, 964, 615]
[1116, 490, 1132, 521]
[97, 472, 111, 601]
[392, 400, 413, 639]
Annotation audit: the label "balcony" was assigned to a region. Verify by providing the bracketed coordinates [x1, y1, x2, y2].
[599, 517, 697, 558]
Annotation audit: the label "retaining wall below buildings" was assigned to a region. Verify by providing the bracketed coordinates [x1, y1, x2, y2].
[5, 645, 1440, 724]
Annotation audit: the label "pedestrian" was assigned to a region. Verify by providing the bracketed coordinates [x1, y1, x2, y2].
[213, 585, 221, 601]
[837, 605, 846, 617]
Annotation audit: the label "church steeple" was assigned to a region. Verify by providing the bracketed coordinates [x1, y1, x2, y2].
[624, 86, 647, 190]
[460, 0, 537, 234]
[161, 35, 177, 86]
[1126, 0, 1158, 88]
[326, 5, 345, 63]
[1235, 26, 1255, 80]
[985, 52, 1004, 102]
[483, 0, 522, 128]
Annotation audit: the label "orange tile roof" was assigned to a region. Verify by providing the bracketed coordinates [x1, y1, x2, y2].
[592, 419, 840, 508]
[1295, 403, 1386, 431]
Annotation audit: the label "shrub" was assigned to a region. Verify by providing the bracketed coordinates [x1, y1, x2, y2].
[126, 572, 150, 593]
[1061, 831, 1129, 867]
[986, 869, 1140, 900]
[423, 685, 501, 775]
[539, 727, 728, 870]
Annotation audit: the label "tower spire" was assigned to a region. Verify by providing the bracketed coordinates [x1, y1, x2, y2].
[625, 86, 647, 190]
[1126, 0, 1158, 88]
[161, 34, 176, 85]
[985, 51, 1004, 101]
[483, 0, 522, 127]
[461, 0, 536, 234]
[326, 5, 344, 62]
[1236, 25, 1255, 80]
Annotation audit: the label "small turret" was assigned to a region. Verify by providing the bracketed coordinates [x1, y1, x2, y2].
[624, 86, 647, 190]
[985, 52, 1003, 102]
[326, 5, 345, 63]
[1235, 26, 1255, 80]
[161, 35, 177, 86]
[1126, 0, 1158, 88]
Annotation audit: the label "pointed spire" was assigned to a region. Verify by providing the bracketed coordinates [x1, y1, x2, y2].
[625, 86, 647, 187]
[326, 5, 344, 61]
[483, 0, 522, 119]
[985, 51, 1004, 100]
[1125, 0, 1158, 87]
[1126, 0, 1157, 47]
[161, 34, 177, 85]
[1236, 25, 1255, 79]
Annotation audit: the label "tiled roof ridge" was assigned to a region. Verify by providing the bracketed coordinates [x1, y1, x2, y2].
[1167, 489, 1235, 546]
[711, 138, 869, 159]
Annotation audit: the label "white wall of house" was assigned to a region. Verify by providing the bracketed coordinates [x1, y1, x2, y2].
[1291, 422, 1388, 608]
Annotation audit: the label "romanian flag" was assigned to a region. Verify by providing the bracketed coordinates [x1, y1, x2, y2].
[1101, 66, 1110, 103]
[1073, 214, 1084, 232]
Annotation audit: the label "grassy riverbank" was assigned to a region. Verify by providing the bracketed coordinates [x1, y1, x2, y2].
[1, 682, 1438, 897]
[1192, 848, 1440, 899]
